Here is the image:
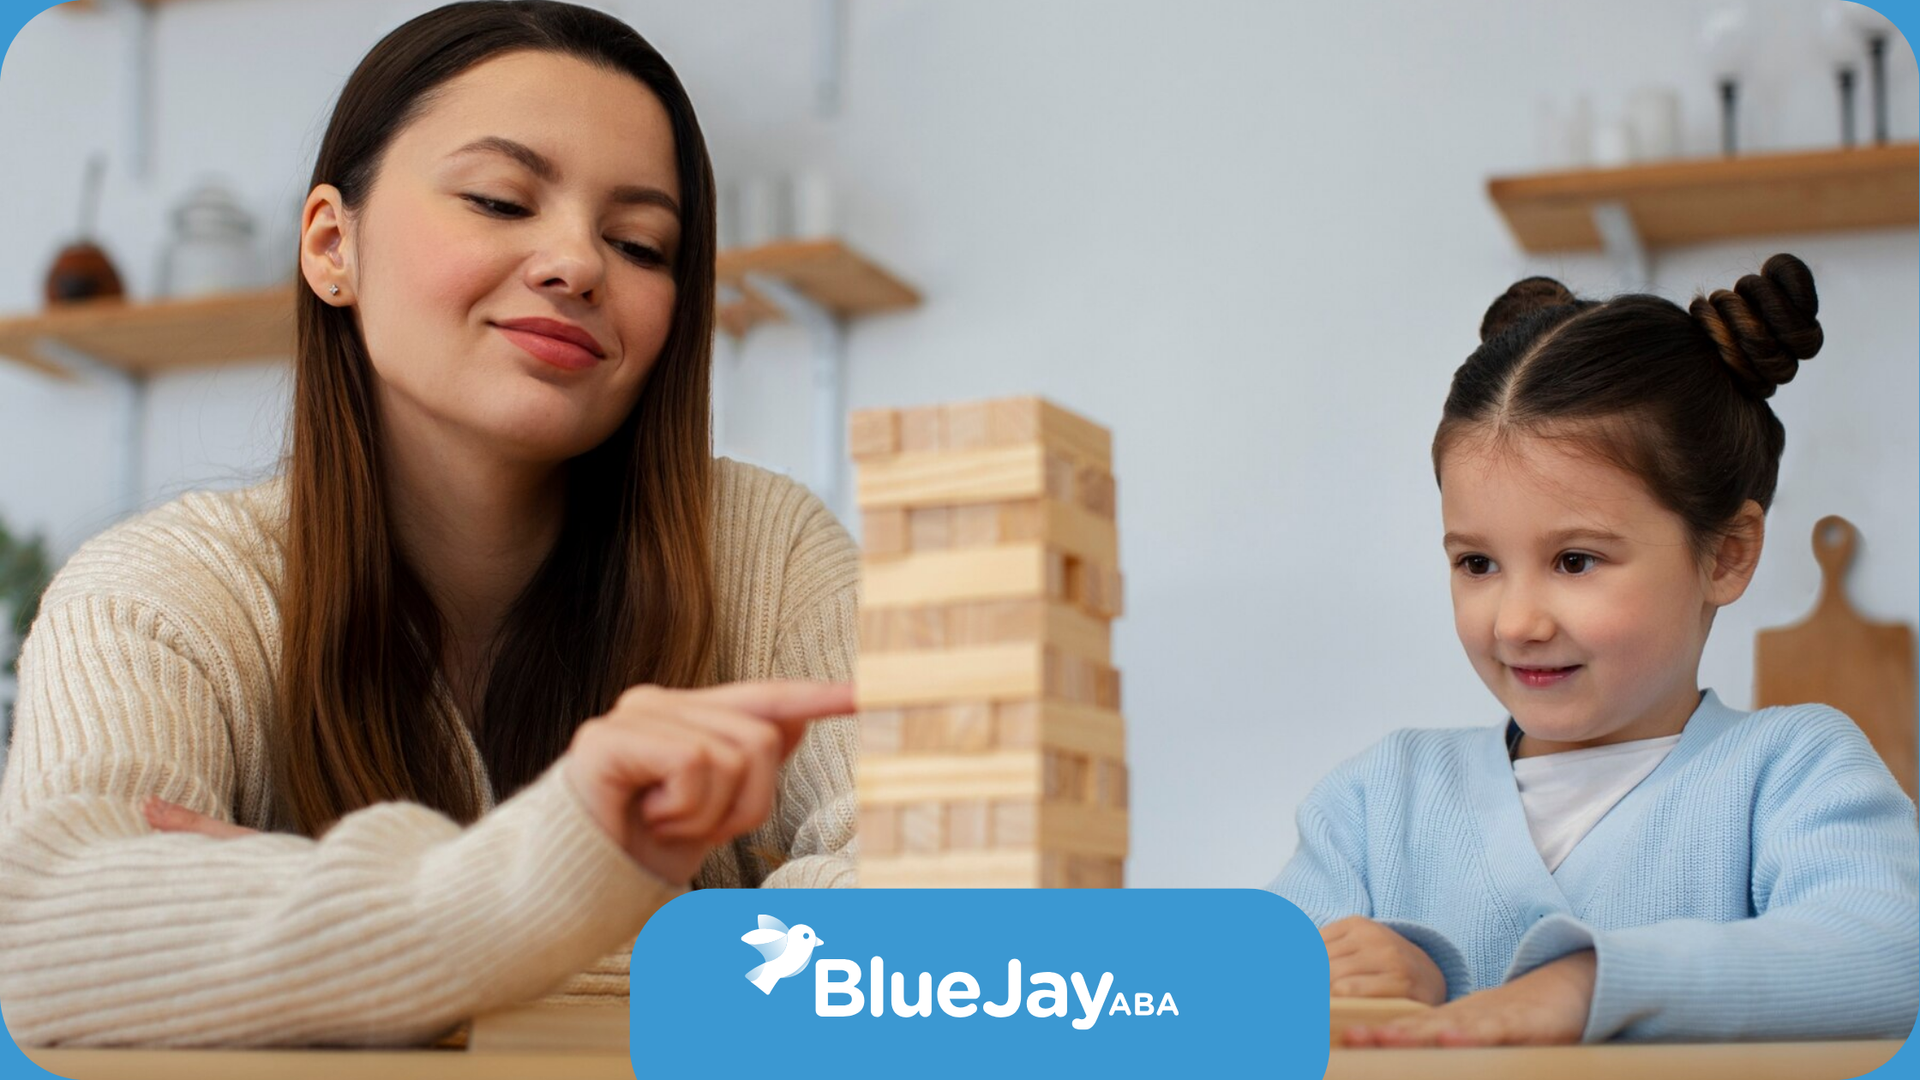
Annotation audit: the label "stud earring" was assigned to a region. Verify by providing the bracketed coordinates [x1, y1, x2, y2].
[328, 284, 340, 296]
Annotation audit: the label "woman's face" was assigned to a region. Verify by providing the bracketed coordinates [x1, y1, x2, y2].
[312, 49, 683, 465]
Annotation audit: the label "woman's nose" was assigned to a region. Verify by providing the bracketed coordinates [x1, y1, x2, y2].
[523, 225, 607, 300]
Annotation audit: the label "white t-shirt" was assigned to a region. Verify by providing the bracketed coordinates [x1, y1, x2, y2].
[1511, 733, 1684, 872]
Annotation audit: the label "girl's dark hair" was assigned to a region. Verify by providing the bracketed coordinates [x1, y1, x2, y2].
[1433, 254, 1824, 559]
[277, 0, 718, 836]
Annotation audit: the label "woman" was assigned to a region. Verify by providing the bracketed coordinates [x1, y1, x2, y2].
[0, 0, 859, 1048]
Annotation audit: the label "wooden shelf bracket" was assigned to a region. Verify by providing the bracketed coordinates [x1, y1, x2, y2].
[29, 337, 149, 518]
[742, 271, 851, 518]
[1589, 200, 1650, 286]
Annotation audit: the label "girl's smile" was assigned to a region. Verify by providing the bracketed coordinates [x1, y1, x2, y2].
[1508, 664, 1581, 689]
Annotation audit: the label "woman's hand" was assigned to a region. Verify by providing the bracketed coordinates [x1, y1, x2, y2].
[1342, 949, 1596, 1048]
[562, 679, 855, 885]
[147, 679, 856, 888]
[1323, 915, 1449, 1006]
[143, 796, 257, 838]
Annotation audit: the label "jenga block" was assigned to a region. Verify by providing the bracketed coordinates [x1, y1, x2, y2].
[947, 700, 994, 751]
[863, 599, 1109, 664]
[907, 505, 953, 551]
[1075, 463, 1117, 520]
[857, 445, 1050, 509]
[947, 800, 990, 849]
[994, 701, 1041, 749]
[1028, 701, 1126, 759]
[859, 645, 1042, 707]
[859, 804, 901, 856]
[1044, 750, 1090, 802]
[1040, 650, 1123, 709]
[1038, 802, 1129, 858]
[990, 800, 1037, 847]
[858, 644, 1118, 709]
[945, 400, 994, 450]
[950, 503, 1002, 547]
[944, 499, 1117, 567]
[901, 801, 946, 853]
[1095, 760, 1129, 809]
[1042, 853, 1125, 889]
[1044, 453, 1076, 503]
[1030, 499, 1117, 565]
[899, 405, 946, 453]
[858, 849, 1042, 888]
[984, 397, 1113, 468]
[862, 543, 1062, 608]
[858, 751, 1040, 804]
[902, 706, 949, 751]
[862, 507, 908, 558]
[859, 709, 903, 755]
[848, 408, 900, 460]
[899, 607, 945, 650]
[1067, 559, 1125, 619]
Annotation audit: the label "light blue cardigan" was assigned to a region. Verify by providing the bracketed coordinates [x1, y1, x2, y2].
[1268, 690, 1919, 1042]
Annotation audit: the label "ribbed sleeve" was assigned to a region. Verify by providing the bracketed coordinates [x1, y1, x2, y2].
[1267, 694, 1920, 1042]
[1504, 710, 1920, 1041]
[0, 591, 676, 1047]
[708, 461, 860, 891]
[0, 458, 862, 1046]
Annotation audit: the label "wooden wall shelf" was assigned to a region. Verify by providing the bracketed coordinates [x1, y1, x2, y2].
[716, 238, 920, 336]
[0, 287, 293, 379]
[0, 239, 920, 379]
[1488, 143, 1919, 255]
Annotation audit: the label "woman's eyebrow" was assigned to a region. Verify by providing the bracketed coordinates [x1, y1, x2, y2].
[447, 135, 681, 215]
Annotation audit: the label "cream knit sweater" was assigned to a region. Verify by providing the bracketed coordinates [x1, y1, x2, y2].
[0, 459, 860, 1048]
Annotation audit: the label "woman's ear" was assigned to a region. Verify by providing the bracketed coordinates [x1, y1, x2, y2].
[1705, 500, 1766, 607]
[300, 184, 355, 304]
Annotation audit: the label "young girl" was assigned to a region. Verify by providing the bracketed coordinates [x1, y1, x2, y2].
[0, 1, 857, 1048]
[1269, 254, 1919, 1046]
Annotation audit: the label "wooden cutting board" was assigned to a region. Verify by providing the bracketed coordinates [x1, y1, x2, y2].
[1755, 515, 1918, 797]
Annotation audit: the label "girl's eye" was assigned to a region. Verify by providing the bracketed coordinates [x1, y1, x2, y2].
[1456, 554, 1495, 576]
[1558, 552, 1598, 575]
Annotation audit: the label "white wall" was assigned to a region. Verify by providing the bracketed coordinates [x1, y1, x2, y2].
[1, 0, 1914, 885]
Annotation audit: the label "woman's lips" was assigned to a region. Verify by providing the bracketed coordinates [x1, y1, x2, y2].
[495, 324, 602, 372]
[1510, 665, 1581, 689]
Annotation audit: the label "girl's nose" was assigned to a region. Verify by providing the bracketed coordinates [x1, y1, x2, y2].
[1492, 584, 1555, 645]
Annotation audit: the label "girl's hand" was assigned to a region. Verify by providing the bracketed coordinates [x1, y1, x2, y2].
[143, 797, 258, 839]
[1343, 949, 1596, 1048]
[1323, 915, 1449, 1006]
[562, 679, 855, 885]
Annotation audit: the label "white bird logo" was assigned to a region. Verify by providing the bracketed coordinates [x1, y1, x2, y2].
[741, 914, 824, 995]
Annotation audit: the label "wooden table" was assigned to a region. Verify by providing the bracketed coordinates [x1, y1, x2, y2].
[26, 1046, 633, 1079]
[23, 1009, 1907, 1080]
[24, 1004, 634, 1079]
[1326, 1040, 1904, 1079]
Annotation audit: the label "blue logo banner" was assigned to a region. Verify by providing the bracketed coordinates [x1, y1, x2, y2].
[630, 888, 1330, 1076]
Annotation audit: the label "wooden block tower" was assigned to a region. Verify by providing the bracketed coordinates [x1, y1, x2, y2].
[850, 397, 1128, 888]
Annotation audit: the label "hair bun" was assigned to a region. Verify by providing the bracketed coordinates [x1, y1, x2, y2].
[1689, 254, 1823, 399]
[1480, 277, 1581, 343]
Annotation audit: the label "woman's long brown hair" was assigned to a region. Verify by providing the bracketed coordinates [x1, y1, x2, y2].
[278, 0, 717, 836]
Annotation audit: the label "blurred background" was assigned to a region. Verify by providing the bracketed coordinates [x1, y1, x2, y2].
[0, 0, 1914, 886]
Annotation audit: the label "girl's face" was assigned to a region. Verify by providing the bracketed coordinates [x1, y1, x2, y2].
[1439, 430, 1758, 754]
[305, 49, 682, 465]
